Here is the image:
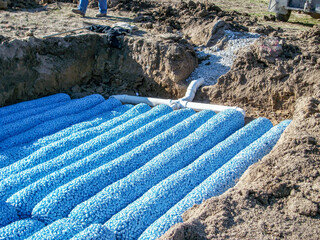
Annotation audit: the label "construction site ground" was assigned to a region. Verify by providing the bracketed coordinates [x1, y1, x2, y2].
[0, 0, 319, 239]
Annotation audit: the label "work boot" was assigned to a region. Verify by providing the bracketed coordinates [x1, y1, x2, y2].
[72, 9, 85, 17]
[96, 13, 107, 17]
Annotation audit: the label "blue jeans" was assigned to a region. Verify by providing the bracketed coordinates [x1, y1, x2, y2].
[78, 0, 107, 14]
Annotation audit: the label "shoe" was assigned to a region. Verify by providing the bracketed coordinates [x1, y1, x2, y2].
[96, 13, 107, 17]
[72, 9, 85, 17]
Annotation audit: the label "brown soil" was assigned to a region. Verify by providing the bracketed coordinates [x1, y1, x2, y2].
[197, 27, 320, 124]
[0, 1, 319, 239]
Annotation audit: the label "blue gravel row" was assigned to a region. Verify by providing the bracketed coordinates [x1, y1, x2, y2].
[0, 219, 45, 240]
[7, 107, 189, 218]
[25, 218, 84, 240]
[0, 98, 122, 165]
[32, 110, 214, 223]
[0, 100, 70, 126]
[0, 103, 141, 180]
[31, 103, 132, 147]
[0, 94, 105, 146]
[105, 118, 273, 239]
[69, 109, 244, 227]
[0, 104, 154, 202]
[0, 93, 70, 117]
[0, 103, 132, 170]
[139, 120, 292, 240]
[0, 201, 18, 228]
[70, 224, 116, 240]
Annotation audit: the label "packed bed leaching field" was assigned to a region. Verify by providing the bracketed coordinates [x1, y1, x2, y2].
[0, 93, 291, 240]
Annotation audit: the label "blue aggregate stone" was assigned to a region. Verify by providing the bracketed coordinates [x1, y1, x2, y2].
[70, 109, 244, 227]
[0, 98, 121, 165]
[0, 104, 153, 202]
[70, 224, 116, 240]
[31, 103, 132, 147]
[0, 94, 104, 147]
[26, 218, 85, 240]
[32, 110, 214, 223]
[0, 219, 45, 240]
[139, 120, 291, 240]
[0, 201, 18, 228]
[0, 93, 70, 117]
[7, 105, 181, 218]
[0, 103, 132, 170]
[106, 118, 272, 239]
[0, 103, 139, 181]
[0, 100, 70, 126]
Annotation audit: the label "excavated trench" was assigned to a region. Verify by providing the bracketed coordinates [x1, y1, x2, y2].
[1, 1, 319, 239]
[0, 33, 198, 107]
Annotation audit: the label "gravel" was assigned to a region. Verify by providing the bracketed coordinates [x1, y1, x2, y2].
[70, 110, 244, 228]
[105, 118, 272, 239]
[25, 218, 84, 240]
[32, 110, 211, 223]
[70, 224, 116, 240]
[0, 201, 18, 228]
[0, 104, 131, 169]
[0, 104, 152, 202]
[26, 108, 192, 223]
[0, 219, 45, 240]
[0, 93, 70, 117]
[187, 30, 259, 86]
[0, 94, 105, 149]
[0, 104, 132, 180]
[139, 120, 291, 240]
[5, 105, 173, 217]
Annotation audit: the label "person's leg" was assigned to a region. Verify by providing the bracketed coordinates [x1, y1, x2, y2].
[78, 0, 89, 14]
[98, 0, 107, 14]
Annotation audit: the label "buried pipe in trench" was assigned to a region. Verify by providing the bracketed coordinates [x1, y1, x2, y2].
[111, 78, 246, 116]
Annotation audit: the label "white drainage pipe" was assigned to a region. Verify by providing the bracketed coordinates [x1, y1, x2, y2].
[179, 78, 205, 102]
[111, 78, 245, 116]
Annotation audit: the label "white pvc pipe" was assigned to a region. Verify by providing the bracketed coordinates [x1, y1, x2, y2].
[111, 78, 245, 116]
[178, 100, 246, 116]
[179, 78, 205, 102]
[111, 94, 245, 116]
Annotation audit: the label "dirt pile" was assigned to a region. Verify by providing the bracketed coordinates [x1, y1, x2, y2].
[160, 96, 320, 240]
[299, 24, 320, 43]
[197, 32, 320, 124]
[133, 1, 252, 35]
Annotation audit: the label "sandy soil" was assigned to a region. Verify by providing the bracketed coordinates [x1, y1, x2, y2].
[1, 0, 319, 239]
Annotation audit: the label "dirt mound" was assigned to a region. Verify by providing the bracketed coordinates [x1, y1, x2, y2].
[196, 34, 320, 124]
[160, 96, 320, 240]
[299, 24, 320, 43]
[133, 1, 252, 34]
